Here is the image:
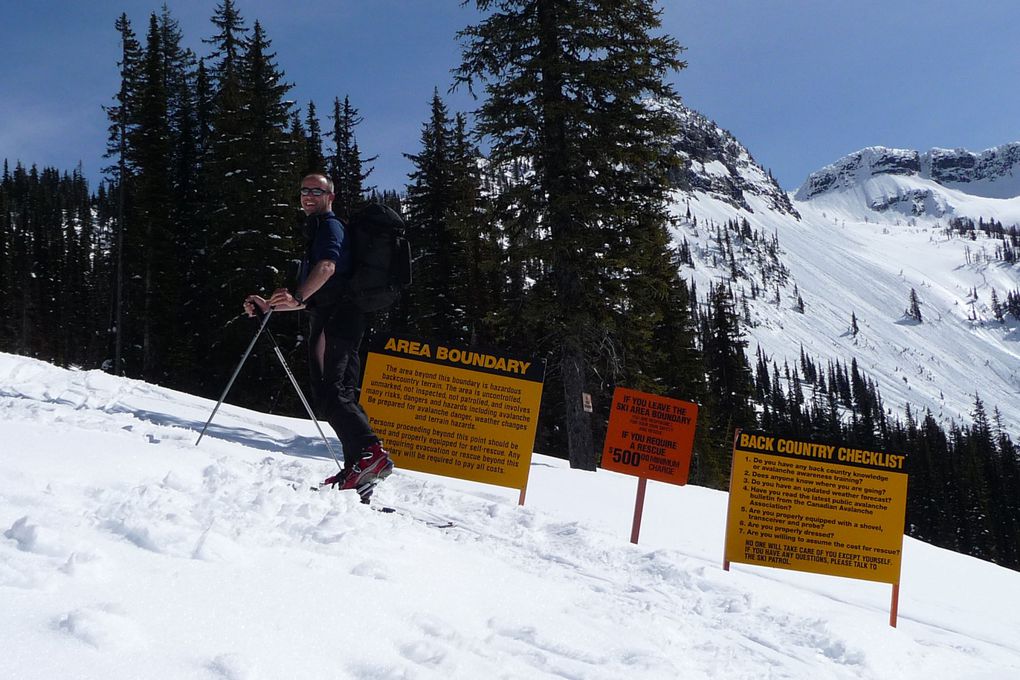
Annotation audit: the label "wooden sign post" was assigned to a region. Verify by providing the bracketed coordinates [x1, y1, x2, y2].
[600, 387, 699, 543]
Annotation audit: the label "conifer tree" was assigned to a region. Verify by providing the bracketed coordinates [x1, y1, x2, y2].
[302, 101, 326, 175]
[404, 91, 461, 340]
[991, 289, 1004, 322]
[0, 164, 104, 366]
[158, 7, 205, 369]
[57, 166, 100, 366]
[961, 396, 996, 558]
[992, 408, 1020, 565]
[653, 262, 704, 407]
[230, 20, 299, 406]
[158, 7, 199, 202]
[204, 0, 247, 80]
[482, 158, 541, 351]
[187, 56, 219, 389]
[0, 163, 10, 346]
[449, 112, 501, 346]
[908, 287, 923, 322]
[328, 96, 375, 220]
[131, 13, 173, 380]
[239, 21, 296, 236]
[455, 0, 686, 468]
[103, 13, 143, 375]
[698, 282, 756, 486]
[11, 165, 39, 354]
[194, 59, 214, 156]
[200, 5, 301, 406]
[201, 1, 248, 218]
[1008, 290, 1020, 319]
[403, 93, 496, 345]
[201, 0, 250, 227]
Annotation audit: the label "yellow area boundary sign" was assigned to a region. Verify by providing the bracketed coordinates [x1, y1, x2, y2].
[359, 336, 545, 502]
[723, 428, 909, 626]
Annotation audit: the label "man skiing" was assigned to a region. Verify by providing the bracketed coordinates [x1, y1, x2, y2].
[243, 172, 393, 502]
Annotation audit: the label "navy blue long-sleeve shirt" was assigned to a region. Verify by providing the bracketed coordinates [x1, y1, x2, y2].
[300, 211, 351, 307]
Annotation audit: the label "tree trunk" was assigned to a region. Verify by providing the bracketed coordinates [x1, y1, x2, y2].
[561, 336, 596, 470]
[537, 0, 595, 469]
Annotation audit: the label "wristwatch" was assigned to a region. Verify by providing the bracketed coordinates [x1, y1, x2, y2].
[292, 290, 305, 305]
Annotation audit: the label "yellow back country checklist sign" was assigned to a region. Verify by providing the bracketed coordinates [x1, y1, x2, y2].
[359, 336, 544, 490]
[724, 429, 908, 585]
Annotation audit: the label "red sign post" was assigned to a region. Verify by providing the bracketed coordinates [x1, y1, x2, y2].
[600, 387, 699, 543]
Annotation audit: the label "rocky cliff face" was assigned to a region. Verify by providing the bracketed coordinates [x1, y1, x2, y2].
[655, 100, 799, 218]
[796, 144, 1020, 203]
[925, 144, 1020, 191]
[795, 147, 919, 201]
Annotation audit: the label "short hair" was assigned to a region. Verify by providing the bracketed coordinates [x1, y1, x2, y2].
[302, 173, 334, 193]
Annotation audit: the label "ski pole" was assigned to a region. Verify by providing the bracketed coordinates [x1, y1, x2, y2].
[196, 307, 275, 446]
[262, 325, 343, 470]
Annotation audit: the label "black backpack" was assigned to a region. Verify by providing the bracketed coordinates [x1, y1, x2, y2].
[346, 203, 413, 312]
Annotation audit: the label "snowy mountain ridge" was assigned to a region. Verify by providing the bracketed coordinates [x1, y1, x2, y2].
[794, 143, 1020, 218]
[653, 99, 799, 218]
[663, 103, 1020, 436]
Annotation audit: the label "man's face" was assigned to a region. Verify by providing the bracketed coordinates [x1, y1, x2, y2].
[299, 176, 333, 216]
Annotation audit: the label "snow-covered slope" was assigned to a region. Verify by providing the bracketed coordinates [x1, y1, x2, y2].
[3, 353, 1020, 679]
[664, 104, 1020, 435]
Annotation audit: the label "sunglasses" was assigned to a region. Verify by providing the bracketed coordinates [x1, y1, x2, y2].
[299, 187, 329, 197]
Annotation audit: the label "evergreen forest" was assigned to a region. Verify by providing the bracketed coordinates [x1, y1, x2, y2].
[1, 1, 1018, 571]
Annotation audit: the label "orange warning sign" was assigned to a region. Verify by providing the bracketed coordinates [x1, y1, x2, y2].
[600, 387, 698, 485]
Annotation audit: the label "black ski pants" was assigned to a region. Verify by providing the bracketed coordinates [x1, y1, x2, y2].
[307, 302, 378, 466]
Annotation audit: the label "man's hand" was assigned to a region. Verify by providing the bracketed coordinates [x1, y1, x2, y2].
[243, 295, 269, 318]
[268, 288, 305, 310]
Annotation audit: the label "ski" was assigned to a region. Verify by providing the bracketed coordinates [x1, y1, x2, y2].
[307, 484, 456, 529]
[372, 505, 456, 529]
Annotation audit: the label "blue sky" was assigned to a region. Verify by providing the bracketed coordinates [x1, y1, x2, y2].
[2, 1, 1019, 192]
